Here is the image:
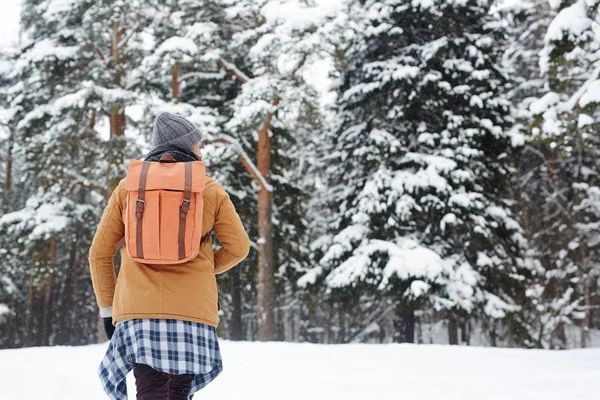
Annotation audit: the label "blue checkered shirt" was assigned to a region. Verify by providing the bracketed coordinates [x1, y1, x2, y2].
[98, 319, 223, 400]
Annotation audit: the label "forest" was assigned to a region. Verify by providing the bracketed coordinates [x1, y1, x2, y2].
[0, 0, 599, 350]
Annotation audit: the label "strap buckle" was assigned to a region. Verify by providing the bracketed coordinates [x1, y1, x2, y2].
[135, 199, 146, 219]
[180, 199, 192, 218]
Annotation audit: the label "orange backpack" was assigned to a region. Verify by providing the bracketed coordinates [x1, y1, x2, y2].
[121, 154, 206, 264]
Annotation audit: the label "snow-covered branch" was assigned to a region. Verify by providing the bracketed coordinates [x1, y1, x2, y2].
[559, 65, 600, 113]
[217, 58, 251, 84]
[216, 134, 273, 193]
[179, 70, 225, 83]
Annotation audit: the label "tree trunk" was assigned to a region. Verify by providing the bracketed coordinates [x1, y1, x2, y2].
[215, 59, 280, 342]
[393, 305, 415, 343]
[256, 98, 279, 342]
[109, 21, 126, 139]
[41, 237, 57, 346]
[582, 274, 590, 348]
[448, 313, 459, 345]
[229, 266, 244, 340]
[25, 272, 35, 347]
[72, 251, 81, 344]
[172, 61, 181, 102]
[2, 130, 13, 215]
[56, 239, 76, 345]
[460, 320, 470, 345]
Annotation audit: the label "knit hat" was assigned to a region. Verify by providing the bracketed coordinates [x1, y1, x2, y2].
[152, 112, 203, 149]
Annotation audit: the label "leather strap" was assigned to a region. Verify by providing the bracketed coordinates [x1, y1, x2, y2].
[178, 162, 193, 259]
[136, 161, 151, 259]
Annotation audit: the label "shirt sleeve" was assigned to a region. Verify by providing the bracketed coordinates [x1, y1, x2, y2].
[89, 182, 126, 314]
[213, 186, 251, 274]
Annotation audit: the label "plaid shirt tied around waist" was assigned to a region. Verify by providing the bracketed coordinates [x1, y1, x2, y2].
[99, 319, 223, 400]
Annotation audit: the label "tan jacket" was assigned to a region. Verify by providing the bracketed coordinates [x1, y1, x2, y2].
[89, 176, 250, 327]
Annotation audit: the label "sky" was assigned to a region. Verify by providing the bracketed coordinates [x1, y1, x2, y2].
[0, 0, 21, 50]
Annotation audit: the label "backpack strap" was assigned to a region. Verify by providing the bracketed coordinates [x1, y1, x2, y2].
[178, 162, 193, 259]
[135, 161, 151, 259]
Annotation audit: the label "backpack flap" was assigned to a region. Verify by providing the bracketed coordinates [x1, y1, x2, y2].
[125, 160, 206, 192]
[124, 159, 206, 264]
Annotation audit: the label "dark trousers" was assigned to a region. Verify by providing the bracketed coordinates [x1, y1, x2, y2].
[133, 363, 194, 400]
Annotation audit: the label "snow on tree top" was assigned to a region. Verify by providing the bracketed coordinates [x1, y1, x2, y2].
[39, 0, 77, 19]
[261, 0, 343, 32]
[155, 36, 199, 56]
[544, 0, 594, 44]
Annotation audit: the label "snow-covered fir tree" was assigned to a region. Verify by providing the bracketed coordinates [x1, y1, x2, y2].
[0, 0, 157, 346]
[1, 0, 599, 349]
[304, 0, 530, 344]
[525, 0, 600, 348]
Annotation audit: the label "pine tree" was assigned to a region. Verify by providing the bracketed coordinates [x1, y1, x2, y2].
[307, 0, 528, 344]
[0, 0, 152, 347]
[213, 0, 323, 340]
[525, 0, 600, 348]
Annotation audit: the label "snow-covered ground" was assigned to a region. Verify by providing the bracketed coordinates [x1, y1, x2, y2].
[0, 341, 598, 399]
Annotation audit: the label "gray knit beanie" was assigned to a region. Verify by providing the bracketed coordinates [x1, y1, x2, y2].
[152, 112, 203, 149]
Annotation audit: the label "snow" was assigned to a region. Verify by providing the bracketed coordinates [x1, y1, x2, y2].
[0, 304, 9, 317]
[578, 113, 594, 128]
[41, 0, 77, 19]
[541, 0, 594, 73]
[261, 0, 343, 32]
[155, 37, 199, 56]
[324, 237, 446, 290]
[529, 92, 560, 114]
[0, 197, 70, 240]
[579, 80, 600, 107]
[0, 0, 20, 50]
[22, 38, 78, 63]
[0, 341, 599, 399]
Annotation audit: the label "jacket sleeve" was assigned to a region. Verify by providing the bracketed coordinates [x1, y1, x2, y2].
[89, 182, 126, 317]
[213, 186, 251, 274]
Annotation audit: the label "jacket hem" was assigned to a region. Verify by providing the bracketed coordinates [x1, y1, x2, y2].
[113, 312, 218, 328]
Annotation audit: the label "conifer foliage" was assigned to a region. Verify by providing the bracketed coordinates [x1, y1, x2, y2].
[0, 0, 599, 349]
[305, 0, 529, 343]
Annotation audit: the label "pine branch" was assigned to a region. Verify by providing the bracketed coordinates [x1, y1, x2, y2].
[118, 21, 142, 51]
[65, 176, 106, 196]
[291, 53, 309, 78]
[217, 58, 251, 84]
[559, 65, 600, 113]
[179, 70, 225, 83]
[96, 49, 106, 62]
[216, 134, 273, 193]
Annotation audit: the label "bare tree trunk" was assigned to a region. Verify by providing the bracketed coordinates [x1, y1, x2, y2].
[393, 305, 415, 343]
[460, 319, 470, 346]
[56, 240, 76, 345]
[448, 313, 459, 345]
[229, 266, 244, 340]
[2, 130, 12, 215]
[41, 237, 57, 346]
[25, 272, 35, 347]
[582, 274, 590, 348]
[172, 61, 181, 102]
[256, 98, 279, 341]
[6, 295, 17, 347]
[109, 21, 126, 140]
[72, 251, 82, 344]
